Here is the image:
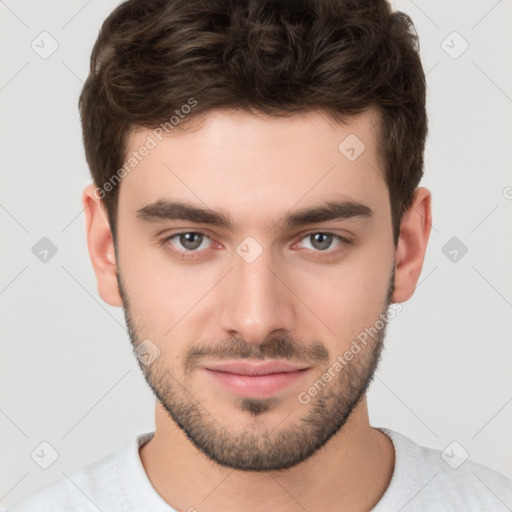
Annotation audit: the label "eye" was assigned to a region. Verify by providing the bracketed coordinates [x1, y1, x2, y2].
[296, 232, 352, 255]
[160, 230, 353, 261]
[163, 231, 212, 258]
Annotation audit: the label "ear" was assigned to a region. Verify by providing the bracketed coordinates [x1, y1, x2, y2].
[82, 184, 123, 307]
[392, 187, 432, 303]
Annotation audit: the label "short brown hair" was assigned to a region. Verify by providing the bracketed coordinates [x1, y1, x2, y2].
[79, 0, 427, 245]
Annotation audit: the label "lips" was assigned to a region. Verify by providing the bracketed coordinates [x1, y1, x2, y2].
[203, 360, 311, 376]
[202, 360, 312, 398]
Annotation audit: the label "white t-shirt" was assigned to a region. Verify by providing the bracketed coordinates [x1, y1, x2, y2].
[5, 427, 512, 512]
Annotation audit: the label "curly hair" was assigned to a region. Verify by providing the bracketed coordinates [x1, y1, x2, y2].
[79, 0, 427, 245]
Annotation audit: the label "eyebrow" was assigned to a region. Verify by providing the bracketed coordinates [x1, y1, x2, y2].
[136, 198, 373, 231]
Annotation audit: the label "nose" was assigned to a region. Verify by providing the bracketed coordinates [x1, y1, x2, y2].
[219, 243, 297, 346]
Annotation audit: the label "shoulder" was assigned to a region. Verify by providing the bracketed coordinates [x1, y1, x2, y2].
[374, 427, 512, 512]
[5, 438, 136, 512]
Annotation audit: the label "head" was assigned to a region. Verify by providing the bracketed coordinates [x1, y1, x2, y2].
[81, 0, 431, 471]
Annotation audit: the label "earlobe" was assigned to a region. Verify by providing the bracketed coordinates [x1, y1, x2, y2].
[391, 187, 432, 303]
[82, 184, 123, 307]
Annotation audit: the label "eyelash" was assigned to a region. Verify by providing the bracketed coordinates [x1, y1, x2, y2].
[160, 231, 353, 261]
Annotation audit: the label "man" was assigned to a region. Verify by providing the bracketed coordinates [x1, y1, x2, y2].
[8, 0, 512, 510]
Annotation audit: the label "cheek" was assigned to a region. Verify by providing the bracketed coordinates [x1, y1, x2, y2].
[296, 243, 393, 342]
[116, 232, 172, 328]
[117, 232, 220, 336]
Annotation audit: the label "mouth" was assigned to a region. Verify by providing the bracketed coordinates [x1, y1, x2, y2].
[202, 360, 312, 399]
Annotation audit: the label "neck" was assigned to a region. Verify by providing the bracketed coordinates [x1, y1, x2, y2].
[139, 398, 395, 512]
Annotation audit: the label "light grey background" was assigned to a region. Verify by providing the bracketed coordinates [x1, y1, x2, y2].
[1, 0, 511, 509]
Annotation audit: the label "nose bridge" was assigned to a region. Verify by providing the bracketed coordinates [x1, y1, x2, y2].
[219, 240, 295, 344]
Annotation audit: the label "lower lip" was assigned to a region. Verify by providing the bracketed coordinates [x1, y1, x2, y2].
[203, 368, 311, 398]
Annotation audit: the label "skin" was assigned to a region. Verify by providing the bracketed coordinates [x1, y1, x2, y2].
[83, 106, 431, 512]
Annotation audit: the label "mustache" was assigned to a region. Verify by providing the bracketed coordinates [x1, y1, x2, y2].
[184, 335, 329, 375]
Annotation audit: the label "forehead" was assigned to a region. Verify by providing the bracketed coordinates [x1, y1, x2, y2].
[118, 107, 389, 229]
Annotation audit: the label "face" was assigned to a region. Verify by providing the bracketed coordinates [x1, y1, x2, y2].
[114, 107, 397, 471]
